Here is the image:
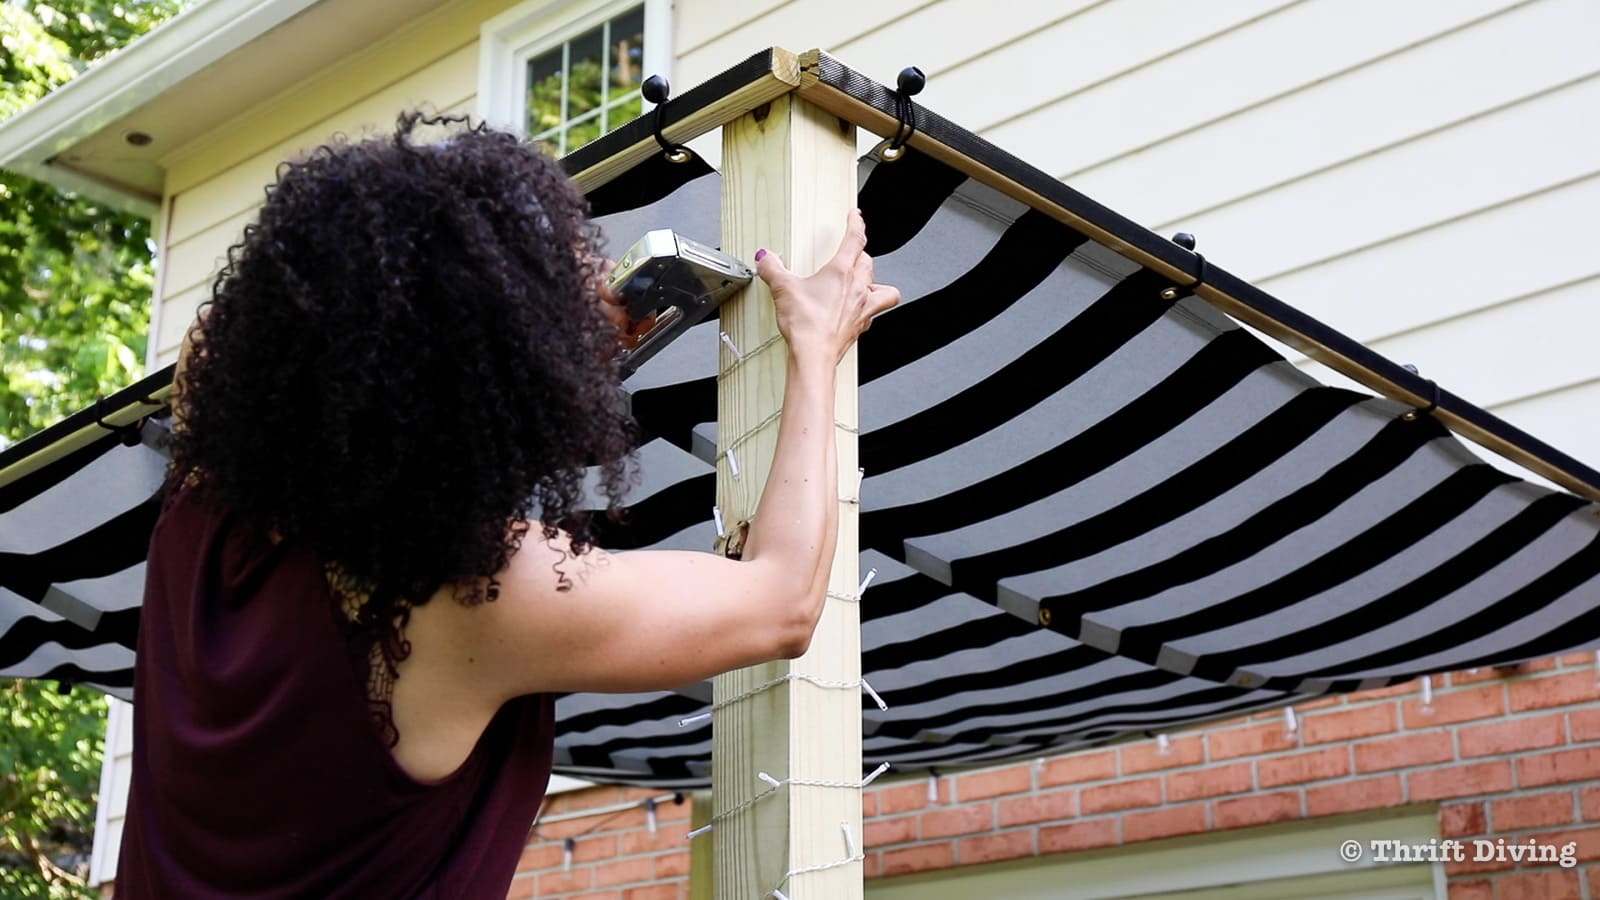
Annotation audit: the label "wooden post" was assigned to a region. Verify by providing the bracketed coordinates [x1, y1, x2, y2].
[712, 93, 860, 899]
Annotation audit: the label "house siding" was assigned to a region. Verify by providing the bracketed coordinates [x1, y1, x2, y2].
[94, 0, 1599, 890]
[673, 0, 1600, 481]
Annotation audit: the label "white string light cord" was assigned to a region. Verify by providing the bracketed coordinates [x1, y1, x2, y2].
[677, 669, 888, 731]
[714, 321, 877, 896]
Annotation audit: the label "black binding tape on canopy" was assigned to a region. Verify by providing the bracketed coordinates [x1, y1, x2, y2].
[798, 50, 1600, 500]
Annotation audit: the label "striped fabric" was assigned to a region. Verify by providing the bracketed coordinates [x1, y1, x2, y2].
[3, 144, 1597, 784]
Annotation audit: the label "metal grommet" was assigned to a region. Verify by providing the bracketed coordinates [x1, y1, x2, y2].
[1159, 287, 1180, 301]
[879, 143, 905, 162]
[1037, 607, 1053, 627]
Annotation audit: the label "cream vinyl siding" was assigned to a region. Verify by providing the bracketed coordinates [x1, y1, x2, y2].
[676, 0, 1599, 481]
[102, 0, 1597, 884]
[149, 0, 511, 364]
[865, 813, 1446, 899]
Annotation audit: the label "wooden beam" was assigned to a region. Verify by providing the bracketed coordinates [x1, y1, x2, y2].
[565, 48, 802, 194]
[793, 50, 1600, 502]
[712, 93, 861, 899]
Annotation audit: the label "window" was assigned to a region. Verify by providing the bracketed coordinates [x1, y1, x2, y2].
[526, 8, 644, 155]
[479, 0, 669, 154]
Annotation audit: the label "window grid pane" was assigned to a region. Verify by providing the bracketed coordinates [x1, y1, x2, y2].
[523, 5, 645, 156]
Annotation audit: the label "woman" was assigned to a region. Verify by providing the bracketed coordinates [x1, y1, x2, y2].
[115, 112, 899, 898]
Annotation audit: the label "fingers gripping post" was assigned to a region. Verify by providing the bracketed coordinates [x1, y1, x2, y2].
[712, 94, 864, 899]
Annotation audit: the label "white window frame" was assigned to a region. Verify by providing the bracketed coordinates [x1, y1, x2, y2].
[477, 0, 671, 142]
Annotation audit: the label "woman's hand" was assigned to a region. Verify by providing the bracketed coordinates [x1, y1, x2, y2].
[756, 210, 901, 366]
[594, 256, 655, 350]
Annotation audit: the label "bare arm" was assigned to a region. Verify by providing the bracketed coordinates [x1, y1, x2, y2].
[470, 212, 898, 696]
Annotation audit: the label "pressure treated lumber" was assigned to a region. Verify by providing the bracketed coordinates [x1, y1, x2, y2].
[711, 93, 861, 900]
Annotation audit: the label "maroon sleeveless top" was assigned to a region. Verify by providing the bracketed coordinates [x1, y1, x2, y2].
[116, 486, 555, 898]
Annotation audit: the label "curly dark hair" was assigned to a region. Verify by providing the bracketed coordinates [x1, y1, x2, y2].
[171, 112, 636, 722]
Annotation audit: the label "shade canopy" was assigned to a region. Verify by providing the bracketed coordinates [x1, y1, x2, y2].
[3, 50, 1598, 786]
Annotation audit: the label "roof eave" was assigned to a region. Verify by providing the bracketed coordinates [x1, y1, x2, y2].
[0, 0, 323, 215]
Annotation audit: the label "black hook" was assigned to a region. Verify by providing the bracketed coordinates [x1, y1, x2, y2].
[1159, 233, 1207, 302]
[1400, 365, 1440, 421]
[95, 397, 145, 447]
[881, 66, 926, 162]
[641, 75, 694, 164]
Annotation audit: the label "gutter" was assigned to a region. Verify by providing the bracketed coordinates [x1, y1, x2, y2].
[0, 0, 324, 215]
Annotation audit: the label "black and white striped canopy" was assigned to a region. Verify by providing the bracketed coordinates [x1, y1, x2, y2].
[5, 56, 1599, 785]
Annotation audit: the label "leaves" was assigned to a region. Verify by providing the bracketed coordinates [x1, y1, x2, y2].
[1, 1, 182, 894]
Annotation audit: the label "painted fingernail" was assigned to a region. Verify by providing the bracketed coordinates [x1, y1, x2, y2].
[755, 249, 768, 261]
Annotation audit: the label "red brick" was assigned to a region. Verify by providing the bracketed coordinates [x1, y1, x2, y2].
[1208, 721, 1300, 761]
[1303, 704, 1397, 744]
[1492, 791, 1576, 830]
[1459, 713, 1566, 757]
[517, 843, 563, 872]
[920, 803, 993, 839]
[1588, 866, 1600, 898]
[573, 836, 618, 863]
[1167, 762, 1253, 802]
[1583, 786, 1600, 820]
[1354, 731, 1455, 773]
[865, 815, 917, 848]
[570, 892, 624, 900]
[1038, 749, 1117, 786]
[1570, 707, 1600, 742]
[594, 857, 653, 888]
[1351, 680, 1425, 701]
[997, 788, 1075, 827]
[881, 843, 953, 876]
[506, 874, 538, 899]
[1562, 651, 1595, 666]
[1410, 760, 1513, 801]
[1258, 747, 1349, 787]
[1445, 879, 1492, 900]
[1124, 804, 1208, 843]
[1440, 802, 1487, 838]
[1526, 825, 1600, 863]
[873, 780, 938, 815]
[1081, 777, 1161, 814]
[1213, 791, 1301, 830]
[538, 868, 592, 895]
[1520, 747, 1600, 788]
[655, 797, 691, 822]
[1121, 734, 1204, 773]
[862, 791, 878, 818]
[956, 764, 1031, 801]
[624, 886, 681, 900]
[864, 850, 881, 879]
[1450, 666, 1502, 685]
[621, 823, 691, 855]
[1495, 870, 1582, 900]
[1402, 684, 1505, 727]
[652, 853, 688, 879]
[1443, 846, 1515, 876]
[1039, 819, 1119, 854]
[958, 831, 1034, 865]
[1510, 671, 1600, 712]
[1306, 775, 1403, 816]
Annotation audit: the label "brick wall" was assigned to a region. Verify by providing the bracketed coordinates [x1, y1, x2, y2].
[512, 654, 1600, 899]
[509, 787, 694, 899]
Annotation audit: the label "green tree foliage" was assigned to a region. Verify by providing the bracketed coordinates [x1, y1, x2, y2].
[1, 0, 182, 446]
[1, 1, 182, 896]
